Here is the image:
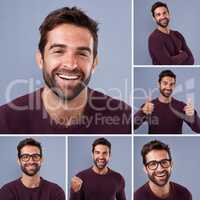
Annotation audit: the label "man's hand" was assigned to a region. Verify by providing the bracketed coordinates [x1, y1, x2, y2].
[71, 176, 83, 192]
[184, 99, 194, 117]
[142, 97, 154, 115]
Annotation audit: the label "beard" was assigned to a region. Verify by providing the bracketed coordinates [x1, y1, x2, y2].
[156, 18, 169, 28]
[160, 88, 173, 98]
[148, 169, 171, 187]
[42, 66, 92, 101]
[93, 158, 108, 170]
[20, 163, 41, 177]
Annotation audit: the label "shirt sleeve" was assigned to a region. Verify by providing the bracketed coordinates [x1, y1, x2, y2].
[134, 109, 146, 130]
[54, 186, 66, 200]
[0, 186, 14, 200]
[148, 34, 189, 65]
[175, 31, 194, 65]
[184, 110, 200, 133]
[116, 176, 126, 200]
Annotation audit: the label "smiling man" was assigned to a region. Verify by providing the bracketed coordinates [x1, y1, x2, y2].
[134, 140, 192, 200]
[134, 69, 200, 134]
[148, 1, 194, 65]
[70, 137, 126, 200]
[0, 138, 65, 200]
[0, 7, 131, 134]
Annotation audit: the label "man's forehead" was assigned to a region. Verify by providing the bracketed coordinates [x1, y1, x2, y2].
[155, 6, 168, 13]
[21, 145, 40, 152]
[146, 149, 169, 161]
[94, 144, 109, 151]
[161, 76, 175, 83]
[46, 24, 94, 47]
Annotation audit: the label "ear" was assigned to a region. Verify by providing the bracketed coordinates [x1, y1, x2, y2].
[17, 158, 20, 166]
[143, 165, 148, 174]
[35, 50, 44, 70]
[170, 160, 173, 169]
[92, 55, 99, 73]
[41, 157, 44, 163]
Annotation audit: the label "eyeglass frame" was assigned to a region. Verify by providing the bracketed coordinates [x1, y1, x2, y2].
[19, 153, 42, 162]
[145, 158, 172, 170]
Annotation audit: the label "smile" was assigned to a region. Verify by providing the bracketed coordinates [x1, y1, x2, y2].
[57, 74, 80, 80]
[156, 173, 167, 178]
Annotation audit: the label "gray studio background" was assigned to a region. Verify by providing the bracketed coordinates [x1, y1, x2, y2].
[134, 0, 199, 65]
[0, 136, 66, 192]
[134, 136, 200, 200]
[134, 67, 200, 134]
[68, 136, 132, 199]
[0, 0, 131, 106]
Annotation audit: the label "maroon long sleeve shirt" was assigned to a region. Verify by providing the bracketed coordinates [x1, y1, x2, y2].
[0, 87, 131, 134]
[0, 177, 65, 200]
[148, 29, 194, 65]
[134, 98, 200, 134]
[70, 167, 126, 200]
[134, 182, 192, 200]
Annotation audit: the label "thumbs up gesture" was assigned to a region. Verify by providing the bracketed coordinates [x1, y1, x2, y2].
[142, 97, 154, 115]
[184, 99, 194, 117]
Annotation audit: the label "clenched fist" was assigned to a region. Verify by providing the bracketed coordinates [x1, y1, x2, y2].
[142, 97, 154, 115]
[71, 176, 83, 192]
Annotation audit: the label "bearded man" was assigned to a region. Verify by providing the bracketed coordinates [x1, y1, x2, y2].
[70, 137, 126, 200]
[0, 138, 65, 200]
[134, 140, 192, 200]
[148, 1, 194, 65]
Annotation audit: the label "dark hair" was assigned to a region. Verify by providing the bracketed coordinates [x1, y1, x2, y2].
[39, 6, 99, 58]
[151, 1, 169, 17]
[141, 140, 172, 165]
[92, 137, 111, 154]
[158, 70, 176, 83]
[17, 138, 42, 158]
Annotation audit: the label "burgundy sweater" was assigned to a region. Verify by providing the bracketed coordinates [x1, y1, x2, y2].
[148, 29, 194, 65]
[0, 177, 65, 200]
[134, 98, 200, 134]
[134, 182, 192, 200]
[0, 88, 131, 134]
[70, 167, 126, 200]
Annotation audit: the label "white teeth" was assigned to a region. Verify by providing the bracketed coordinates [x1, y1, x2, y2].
[58, 74, 79, 80]
[156, 174, 166, 177]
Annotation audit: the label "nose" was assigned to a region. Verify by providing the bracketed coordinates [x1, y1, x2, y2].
[62, 52, 78, 70]
[156, 163, 164, 171]
[99, 154, 104, 159]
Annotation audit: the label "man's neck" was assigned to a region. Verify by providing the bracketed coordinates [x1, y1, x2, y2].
[92, 166, 109, 175]
[158, 95, 172, 103]
[42, 86, 88, 127]
[149, 181, 170, 199]
[21, 174, 41, 188]
[158, 26, 170, 34]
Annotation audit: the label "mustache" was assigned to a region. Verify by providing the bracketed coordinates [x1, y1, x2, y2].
[54, 68, 83, 76]
[159, 18, 168, 22]
[24, 163, 38, 167]
[154, 170, 168, 176]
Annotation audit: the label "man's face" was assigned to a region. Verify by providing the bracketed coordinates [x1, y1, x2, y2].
[92, 144, 110, 170]
[153, 6, 170, 28]
[18, 145, 42, 177]
[159, 76, 176, 98]
[144, 150, 172, 187]
[37, 23, 97, 101]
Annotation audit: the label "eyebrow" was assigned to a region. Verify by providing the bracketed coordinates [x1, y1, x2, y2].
[48, 44, 66, 50]
[48, 43, 92, 54]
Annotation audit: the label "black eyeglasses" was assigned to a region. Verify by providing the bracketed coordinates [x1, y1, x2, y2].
[145, 159, 171, 170]
[19, 154, 41, 162]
